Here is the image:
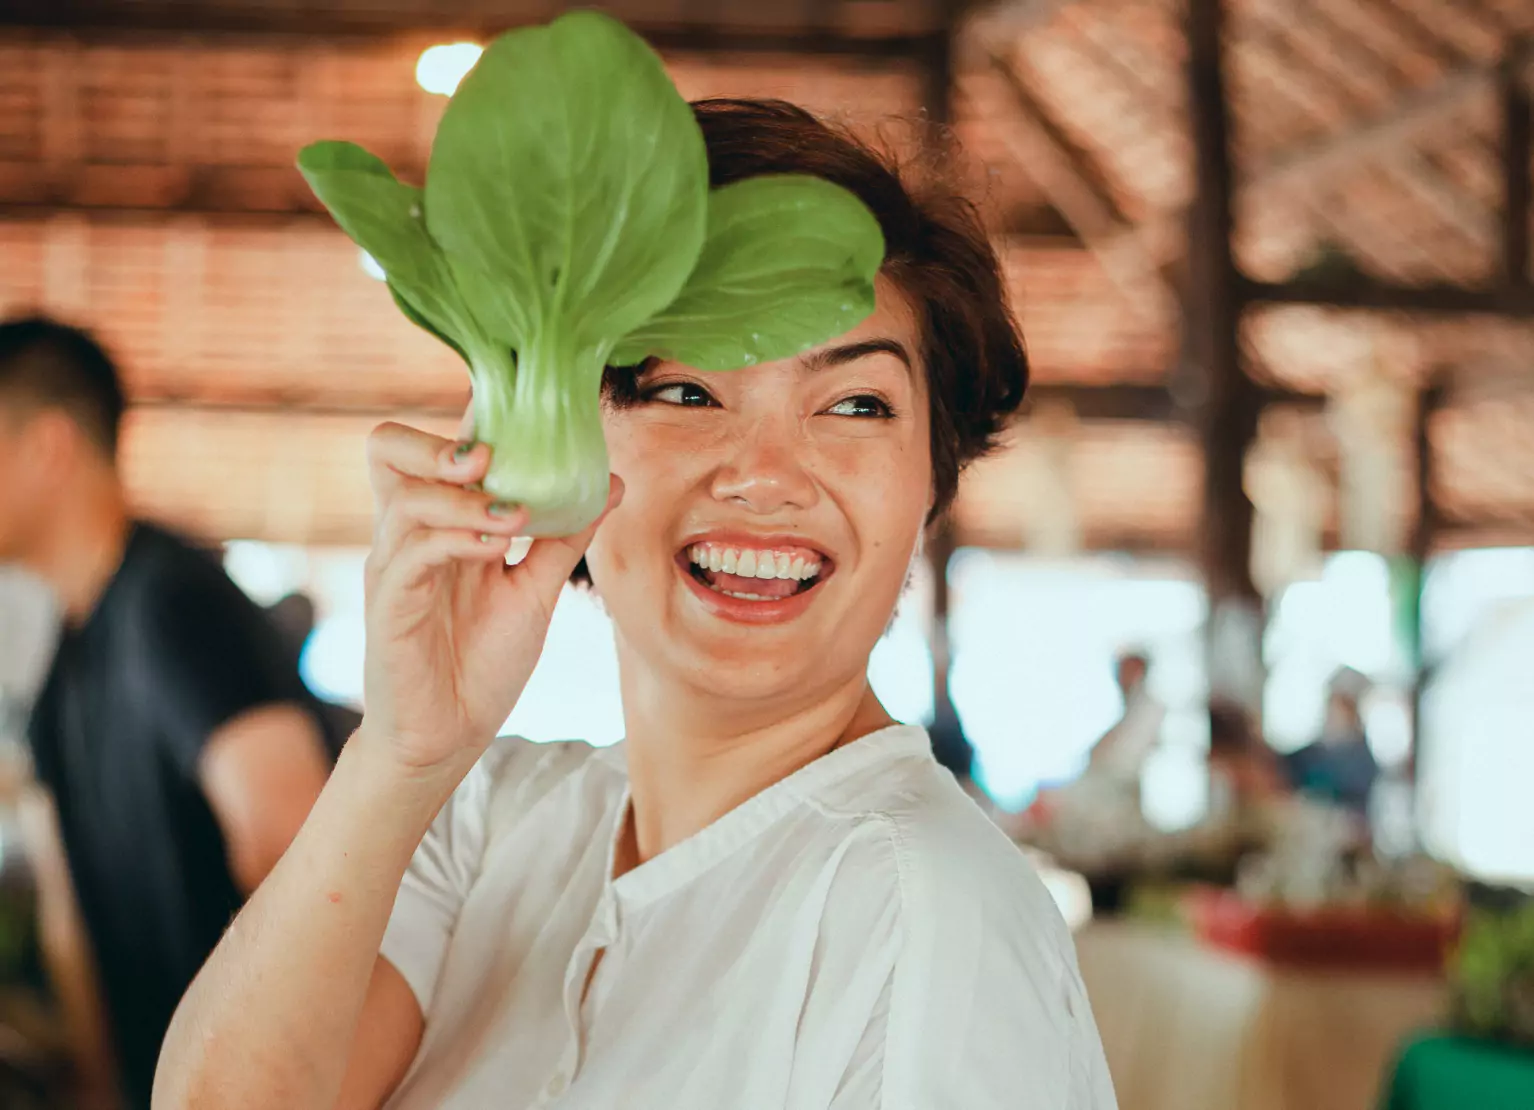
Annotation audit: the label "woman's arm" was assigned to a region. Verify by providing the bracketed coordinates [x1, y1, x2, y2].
[153, 423, 620, 1110]
[152, 736, 457, 1110]
[334, 958, 425, 1110]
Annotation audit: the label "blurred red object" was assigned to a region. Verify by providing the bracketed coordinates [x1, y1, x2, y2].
[1186, 887, 1461, 972]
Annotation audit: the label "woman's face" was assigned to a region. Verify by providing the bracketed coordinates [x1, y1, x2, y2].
[586, 277, 932, 706]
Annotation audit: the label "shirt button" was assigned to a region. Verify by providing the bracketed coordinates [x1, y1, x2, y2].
[546, 1074, 568, 1098]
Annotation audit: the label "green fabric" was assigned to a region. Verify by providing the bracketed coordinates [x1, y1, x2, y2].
[1384, 1033, 1534, 1110]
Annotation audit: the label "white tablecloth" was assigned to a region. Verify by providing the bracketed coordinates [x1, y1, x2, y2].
[1075, 921, 1448, 1110]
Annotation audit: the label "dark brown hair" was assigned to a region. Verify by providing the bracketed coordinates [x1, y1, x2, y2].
[577, 98, 1029, 581]
[0, 315, 125, 457]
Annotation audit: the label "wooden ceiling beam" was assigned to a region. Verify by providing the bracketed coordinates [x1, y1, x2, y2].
[975, 53, 1175, 318]
[1351, 0, 1470, 72]
[1252, 39, 1534, 190]
[0, 162, 335, 220]
[1245, 4, 1380, 121]
[1387, 150, 1499, 254]
[982, 51, 1126, 229]
[1501, 39, 1532, 283]
[0, 2, 945, 57]
[965, 0, 1073, 41]
[1243, 11, 1500, 257]
[1055, 5, 1166, 107]
[1275, 0, 1409, 93]
[1243, 273, 1534, 316]
[1251, 64, 1498, 191]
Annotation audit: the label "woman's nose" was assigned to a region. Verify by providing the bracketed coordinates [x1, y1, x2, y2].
[709, 424, 818, 514]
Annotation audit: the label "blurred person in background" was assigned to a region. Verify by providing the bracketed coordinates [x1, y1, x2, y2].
[264, 591, 362, 752]
[1283, 666, 1379, 818]
[1087, 648, 1165, 787]
[1205, 697, 1287, 816]
[1006, 652, 1165, 883]
[0, 316, 337, 1110]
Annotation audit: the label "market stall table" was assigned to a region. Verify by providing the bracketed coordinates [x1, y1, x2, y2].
[1075, 920, 1447, 1110]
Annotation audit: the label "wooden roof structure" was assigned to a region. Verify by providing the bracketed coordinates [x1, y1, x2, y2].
[0, 0, 1530, 555]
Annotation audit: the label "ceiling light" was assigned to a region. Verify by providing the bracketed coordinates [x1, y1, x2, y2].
[416, 42, 483, 97]
[358, 250, 387, 281]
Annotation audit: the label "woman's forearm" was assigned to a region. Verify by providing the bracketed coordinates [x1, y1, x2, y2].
[154, 732, 471, 1110]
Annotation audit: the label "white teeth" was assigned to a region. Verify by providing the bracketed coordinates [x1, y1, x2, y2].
[687, 544, 826, 582]
[721, 590, 771, 601]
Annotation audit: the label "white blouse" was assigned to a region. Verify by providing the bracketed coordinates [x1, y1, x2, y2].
[379, 724, 1117, 1110]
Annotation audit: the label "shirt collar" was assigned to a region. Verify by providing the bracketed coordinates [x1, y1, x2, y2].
[595, 724, 932, 911]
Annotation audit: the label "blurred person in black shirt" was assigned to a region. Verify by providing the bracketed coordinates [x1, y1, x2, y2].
[1283, 665, 1380, 818]
[0, 316, 336, 1110]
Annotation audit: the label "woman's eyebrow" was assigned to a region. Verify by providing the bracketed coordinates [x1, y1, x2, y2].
[801, 338, 913, 375]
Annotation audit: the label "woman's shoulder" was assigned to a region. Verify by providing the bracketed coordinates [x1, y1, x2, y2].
[809, 742, 1074, 956]
[451, 735, 625, 843]
[869, 791, 1070, 943]
[809, 763, 1105, 1092]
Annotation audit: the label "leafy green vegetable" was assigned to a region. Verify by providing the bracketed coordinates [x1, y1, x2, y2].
[1452, 902, 1534, 1043]
[297, 10, 885, 536]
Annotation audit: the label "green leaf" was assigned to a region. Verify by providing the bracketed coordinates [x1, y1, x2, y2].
[297, 140, 476, 350]
[389, 282, 468, 365]
[423, 10, 708, 351]
[610, 174, 884, 371]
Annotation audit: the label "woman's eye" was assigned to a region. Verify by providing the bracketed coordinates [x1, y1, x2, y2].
[646, 382, 717, 408]
[824, 394, 894, 418]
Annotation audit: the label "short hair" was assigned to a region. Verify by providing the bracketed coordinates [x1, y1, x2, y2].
[578, 98, 1030, 583]
[0, 315, 126, 457]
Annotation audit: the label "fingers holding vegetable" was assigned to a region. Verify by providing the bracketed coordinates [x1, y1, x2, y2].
[371, 478, 524, 566]
[514, 474, 625, 604]
[365, 421, 485, 499]
[357, 417, 618, 768]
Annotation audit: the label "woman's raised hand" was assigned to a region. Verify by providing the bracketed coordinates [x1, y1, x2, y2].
[357, 422, 621, 777]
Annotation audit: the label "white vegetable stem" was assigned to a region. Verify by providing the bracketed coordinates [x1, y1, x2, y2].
[468, 330, 611, 538]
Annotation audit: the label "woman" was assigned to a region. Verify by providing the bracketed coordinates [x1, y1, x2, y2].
[155, 99, 1116, 1110]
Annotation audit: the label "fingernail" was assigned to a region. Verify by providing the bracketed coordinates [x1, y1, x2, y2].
[479, 533, 495, 544]
[453, 442, 475, 462]
[487, 501, 519, 518]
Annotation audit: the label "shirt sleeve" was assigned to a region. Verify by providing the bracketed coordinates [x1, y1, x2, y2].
[378, 737, 520, 1014]
[137, 555, 313, 778]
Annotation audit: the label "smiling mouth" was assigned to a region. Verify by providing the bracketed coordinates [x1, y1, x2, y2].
[679, 543, 830, 602]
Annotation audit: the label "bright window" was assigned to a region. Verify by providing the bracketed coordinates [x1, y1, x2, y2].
[1417, 548, 1534, 882]
[946, 549, 1208, 816]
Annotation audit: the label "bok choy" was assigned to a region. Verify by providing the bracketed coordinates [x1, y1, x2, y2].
[297, 11, 885, 536]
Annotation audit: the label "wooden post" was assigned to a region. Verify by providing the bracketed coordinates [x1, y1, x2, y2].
[1502, 40, 1531, 285]
[1405, 381, 1444, 785]
[917, 10, 972, 774]
[1185, 0, 1266, 712]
